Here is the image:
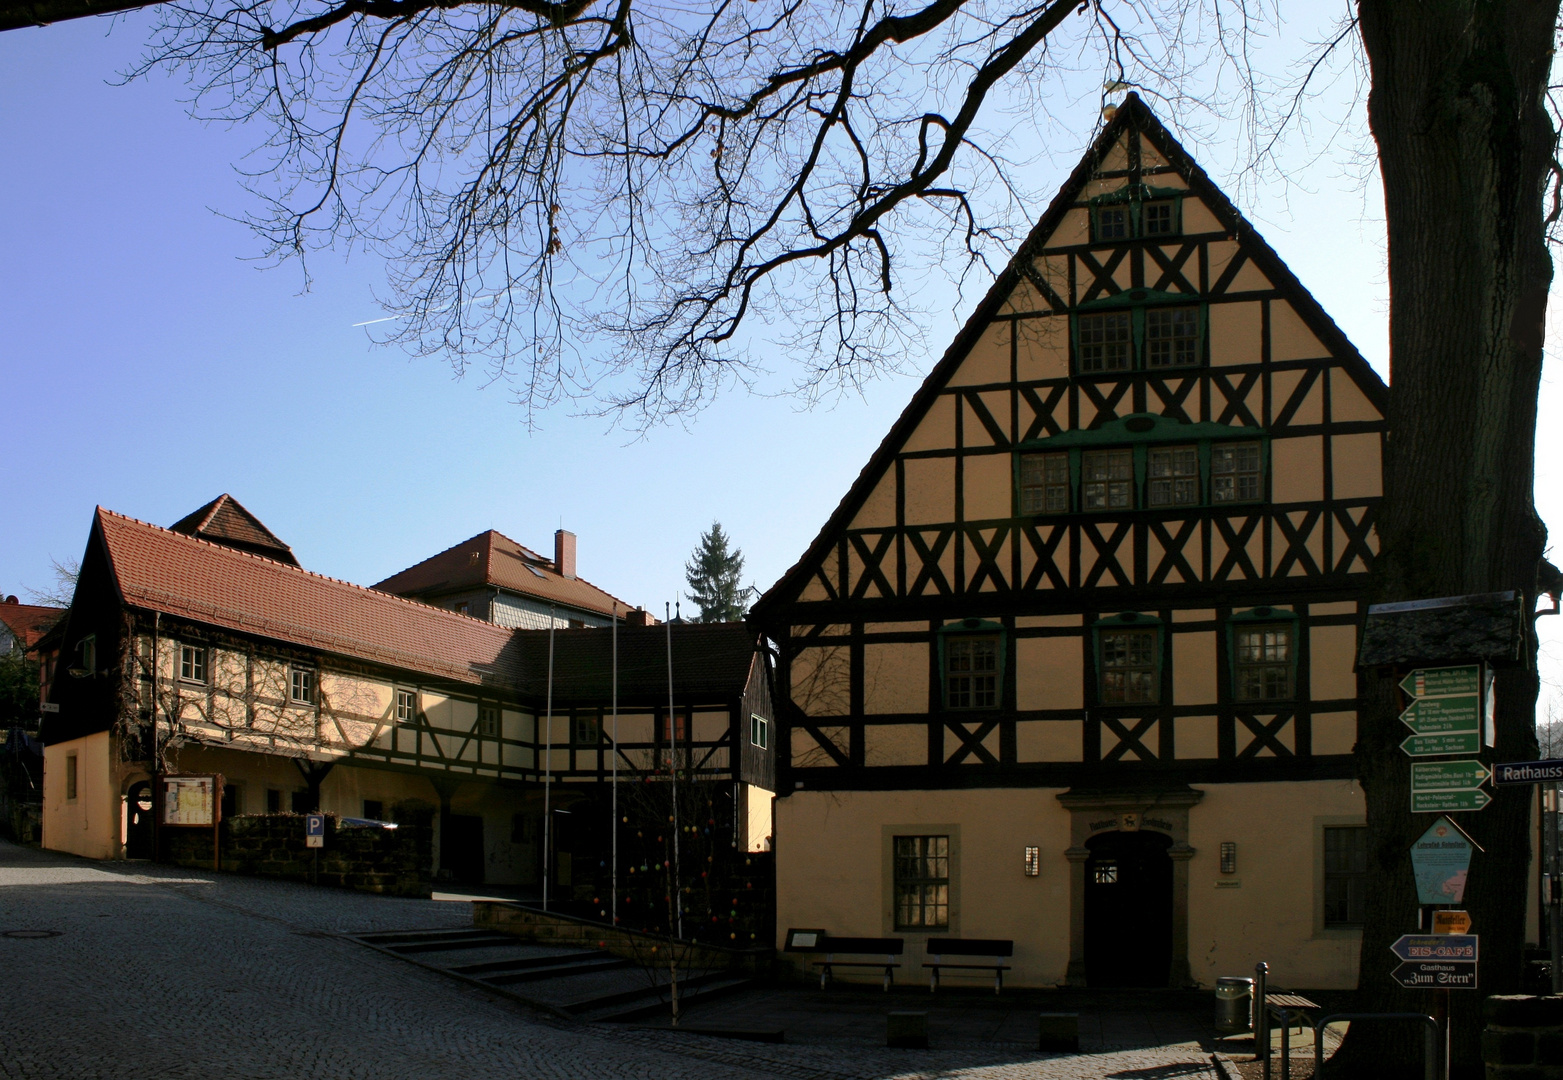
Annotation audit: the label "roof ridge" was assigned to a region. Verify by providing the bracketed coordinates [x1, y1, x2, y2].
[193, 494, 228, 534]
[96, 508, 516, 634]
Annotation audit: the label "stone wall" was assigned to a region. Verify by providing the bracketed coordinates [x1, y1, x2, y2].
[1483, 995, 1563, 1077]
[163, 806, 433, 897]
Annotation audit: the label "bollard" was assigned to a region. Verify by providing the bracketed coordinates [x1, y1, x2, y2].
[886, 1011, 927, 1049]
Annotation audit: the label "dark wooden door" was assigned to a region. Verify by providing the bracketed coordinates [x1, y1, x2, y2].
[1084, 829, 1173, 987]
[126, 782, 154, 859]
[443, 814, 485, 884]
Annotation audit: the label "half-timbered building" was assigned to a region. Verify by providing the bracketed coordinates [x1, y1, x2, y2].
[39, 501, 775, 889]
[749, 95, 1384, 990]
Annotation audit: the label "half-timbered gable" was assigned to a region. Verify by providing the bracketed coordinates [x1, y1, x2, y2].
[753, 95, 1383, 991]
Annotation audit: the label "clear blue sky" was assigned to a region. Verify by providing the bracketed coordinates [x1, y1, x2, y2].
[3, 7, 1561, 713]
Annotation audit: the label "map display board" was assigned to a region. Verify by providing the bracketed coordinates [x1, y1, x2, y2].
[162, 776, 216, 826]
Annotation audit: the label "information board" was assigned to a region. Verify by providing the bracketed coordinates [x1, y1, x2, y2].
[162, 776, 216, 826]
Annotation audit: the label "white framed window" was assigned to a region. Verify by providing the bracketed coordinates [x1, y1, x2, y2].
[1082, 449, 1134, 510]
[1147, 445, 1199, 507]
[750, 713, 769, 749]
[179, 645, 207, 684]
[478, 704, 499, 737]
[395, 690, 417, 723]
[1212, 442, 1263, 503]
[290, 667, 316, 705]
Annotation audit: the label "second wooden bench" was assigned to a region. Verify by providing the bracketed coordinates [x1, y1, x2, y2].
[923, 937, 1014, 993]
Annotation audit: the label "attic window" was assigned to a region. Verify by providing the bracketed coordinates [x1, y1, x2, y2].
[1143, 200, 1176, 236]
[526, 565, 548, 579]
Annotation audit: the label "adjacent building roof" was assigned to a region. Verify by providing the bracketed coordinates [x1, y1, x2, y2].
[0, 598, 64, 651]
[95, 509, 522, 688]
[373, 529, 631, 619]
[169, 494, 299, 566]
[512, 622, 760, 705]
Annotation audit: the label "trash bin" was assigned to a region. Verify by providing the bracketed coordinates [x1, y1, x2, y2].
[1215, 976, 1253, 1035]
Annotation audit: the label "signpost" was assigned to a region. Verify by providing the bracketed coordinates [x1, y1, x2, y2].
[1411, 817, 1474, 904]
[1410, 761, 1491, 813]
[1492, 759, 1563, 786]
[1391, 960, 1479, 989]
[1432, 910, 1472, 935]
[1400, 666, 1481, 698]
[1399, 667, 1482, 761]
[305, 813, 325, 849]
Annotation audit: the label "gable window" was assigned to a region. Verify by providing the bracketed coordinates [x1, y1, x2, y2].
[1096, 615, 1160, 704]
[478, 704, 499, 737]
[179, 645, 207, 684]
[1229, 608, 1298, 702]
[1142, 200, 1177, 236]
[945, 635, 999, 709]
[290, 667, 316, 705]
[1213, 442, 1263, 503]
[79, 635, 96, 676]
[750, 713, 769, 749]
[395, 690, 417, 723]
[1145, 306, 1200, 368]
[1095, 204, 1130, 241]
[1147, 446, 1199, 507]
[893, 835, 950, 930]
[1082, 449, 1134, 511]
[1020, 452, 1070, 514]
[1323, 826, 1368, 926]
[1078, 311, 1133, 373]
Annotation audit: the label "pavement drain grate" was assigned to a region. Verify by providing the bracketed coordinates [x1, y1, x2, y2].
[3, 930, 63, 939]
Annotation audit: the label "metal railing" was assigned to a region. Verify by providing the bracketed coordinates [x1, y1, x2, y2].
[1313, 1013, 1438, 1080]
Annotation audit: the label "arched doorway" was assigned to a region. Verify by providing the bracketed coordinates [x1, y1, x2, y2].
[1084, 829, 1173, 987]
[126, 781, 154, 859]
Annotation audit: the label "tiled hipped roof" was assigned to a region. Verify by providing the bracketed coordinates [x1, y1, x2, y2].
[373, 530, 630, 618]
[96, 509, 522, 688]
[168, 494, 299, 565]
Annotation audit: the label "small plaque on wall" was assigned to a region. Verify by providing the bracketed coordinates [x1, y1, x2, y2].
[1215, 879, 1242, 889]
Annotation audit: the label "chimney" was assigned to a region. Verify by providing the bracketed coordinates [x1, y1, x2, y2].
[554, 529, 576, 580]
[625, 607, 653, 627]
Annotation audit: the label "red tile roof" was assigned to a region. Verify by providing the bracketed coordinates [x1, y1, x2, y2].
[373, 530, 633, 619]
[169, 494, 299, 565]
[0, 600, 64, 650]
[96, 509, 521, 688]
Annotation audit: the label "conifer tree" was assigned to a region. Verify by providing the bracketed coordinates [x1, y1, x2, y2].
[683, 523, 751, 623]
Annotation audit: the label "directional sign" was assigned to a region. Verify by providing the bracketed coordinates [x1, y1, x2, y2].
[1411, 761, 1491, 791]
[1391, 934, 1477, 961]
[1412, 788, 1492, 813]
[1400, 666, 1481, 698]
[1493, 759, 1563, 786]
[1433, 910, 1472, 935]
[305, 813, 325, 849]
[1401, 732, 1482, 757]
[1411, 817, 1473, 903]
[1391, 961, 1479, 989]
[1399, 695, 1481, 735]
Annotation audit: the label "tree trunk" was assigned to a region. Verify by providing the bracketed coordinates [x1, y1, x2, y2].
[1336, 3, 1557, 1076]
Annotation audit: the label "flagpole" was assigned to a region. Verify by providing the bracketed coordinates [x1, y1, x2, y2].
[611, 605, 619, 927]
[544, 603, 555, 912]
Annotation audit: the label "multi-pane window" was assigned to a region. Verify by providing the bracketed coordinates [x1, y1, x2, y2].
[1142, 200, 1176, 236]
[1082, 449, 1134, 510]
[1100, 628, 1158, 703]
[395, 689, 416, 722]
[1020, 452, 1070, 514]
[1234, 623, 1294, 701]
[180, 645, 207, 684]
[290, 667, 316, 705]
[1212, 442, 1263, 503]
[1078, 312, 1133, 373]
[1145, 307, 1200, 368]
[79, 635, 96, 676]
[478, 705, 499, 737]
[573, 715, 599, 746]
[1147, 446, 1199, 507]
[1093, 862, 1118, 884]
[1095, 205, 1130, 240]
[894, 835, 950, 930]
[1323, 826, 1368, 927]
[750, 713, 769, 749]
[945, 636, 999, 709]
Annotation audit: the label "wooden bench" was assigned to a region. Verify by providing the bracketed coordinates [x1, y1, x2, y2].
[784, 930, 904, 991]
[922, 937, 1014, 993]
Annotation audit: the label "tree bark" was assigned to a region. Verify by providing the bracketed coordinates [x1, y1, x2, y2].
[1337, 3, 1557, 1076]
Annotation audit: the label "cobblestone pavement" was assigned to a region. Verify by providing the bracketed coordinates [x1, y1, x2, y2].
[0, 841, 1217, 1079]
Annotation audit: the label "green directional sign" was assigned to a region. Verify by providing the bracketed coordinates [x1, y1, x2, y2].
[1412, 788, 1492, 813]
[1400, 695, 1481, 735]
[1400, 666, 1481, 699]
[1401, 732, 1482, 757]
[1411, 760, 1491, 791]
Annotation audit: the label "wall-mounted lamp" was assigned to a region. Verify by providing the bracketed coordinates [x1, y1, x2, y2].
[1219, 841, 1237, 875]
[67, 668, 90, 679]
[1024, 846, 1040, 877]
